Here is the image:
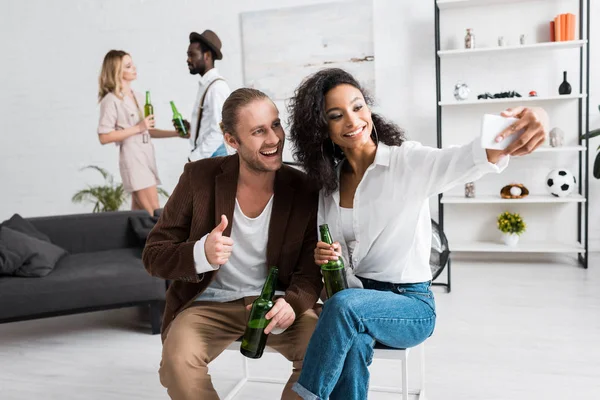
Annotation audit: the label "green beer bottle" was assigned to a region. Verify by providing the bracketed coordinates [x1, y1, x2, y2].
[144, 91, 154, 117]
[170, 101, 187, 137]
[240, 267, 278, 359]
[319, 224, 348, 298]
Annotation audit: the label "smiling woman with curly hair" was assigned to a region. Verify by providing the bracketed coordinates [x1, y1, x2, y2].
[288, 68, 405, 195]
[287, 68, 549, 400]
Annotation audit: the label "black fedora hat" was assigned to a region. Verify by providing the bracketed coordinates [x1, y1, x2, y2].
[189, 30, 223, 60]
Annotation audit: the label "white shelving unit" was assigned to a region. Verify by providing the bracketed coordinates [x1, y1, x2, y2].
[450, 241, 585, 253]
[434, 0, 591, 279]
[438, 39, 587, 57]
[534, 145, 586, 153]
[441, 194, 586, 204]
[437, 0, 532, 10]
[439, 94, 585, 107]
[443, 145, 586, 152]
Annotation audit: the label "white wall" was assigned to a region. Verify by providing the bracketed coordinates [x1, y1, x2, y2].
[0, 0, 350, 218]
[0, 0, 597, 248]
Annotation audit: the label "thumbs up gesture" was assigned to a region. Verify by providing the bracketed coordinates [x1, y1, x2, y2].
[204, 215, 234, 265]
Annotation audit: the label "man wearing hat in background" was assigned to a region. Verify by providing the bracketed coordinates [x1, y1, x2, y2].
[174, 30, 232, 162]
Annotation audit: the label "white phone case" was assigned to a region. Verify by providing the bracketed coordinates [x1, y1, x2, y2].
[480, 114, 522, 150]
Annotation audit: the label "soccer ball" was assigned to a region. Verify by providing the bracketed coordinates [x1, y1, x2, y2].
[546, 169, 576, 197]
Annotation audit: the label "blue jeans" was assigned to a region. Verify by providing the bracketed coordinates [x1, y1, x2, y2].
[293, 278, 436, 400]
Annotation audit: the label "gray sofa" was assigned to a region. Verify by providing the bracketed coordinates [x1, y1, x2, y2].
[0, 211, 165, 334]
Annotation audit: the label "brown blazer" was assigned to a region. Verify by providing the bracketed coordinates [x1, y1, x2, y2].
[142, 154, 322, 339]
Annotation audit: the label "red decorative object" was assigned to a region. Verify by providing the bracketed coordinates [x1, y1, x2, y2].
[529, 91, 538, 97]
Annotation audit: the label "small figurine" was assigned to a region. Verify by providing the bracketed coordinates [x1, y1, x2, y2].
[498, 36, 505, 46]
[529, 91, 538, 97]
[549, 127, 565, 147]
[465, 182, 475, 198]
[465, 29, 475, 49]
[520, 34, 526, 45]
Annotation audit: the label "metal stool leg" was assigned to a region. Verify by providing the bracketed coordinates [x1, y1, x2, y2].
[402, 348, 409, 400]
[223, 354, 249, 400]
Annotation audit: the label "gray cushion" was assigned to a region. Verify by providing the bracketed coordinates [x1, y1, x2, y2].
[0, 227, 68, 277]
[1, 214, 51, 242]
[0, 235, 24, 275]
[129, 215, 159, 246]
[0, 248, 166, 320]
[27, 211, 148, 254]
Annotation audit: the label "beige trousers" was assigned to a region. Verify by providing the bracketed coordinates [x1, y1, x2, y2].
[159, 297, 318, 400]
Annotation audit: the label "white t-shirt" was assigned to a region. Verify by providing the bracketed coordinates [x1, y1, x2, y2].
[194, 195, 285, 302]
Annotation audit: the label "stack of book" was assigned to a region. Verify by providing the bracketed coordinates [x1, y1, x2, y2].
[550, 13, 576, 41]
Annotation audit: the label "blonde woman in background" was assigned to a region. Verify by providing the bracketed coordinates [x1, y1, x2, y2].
[97, 50, 181, 214]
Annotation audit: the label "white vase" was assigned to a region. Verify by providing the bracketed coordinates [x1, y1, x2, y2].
[502, 233, 519, 247]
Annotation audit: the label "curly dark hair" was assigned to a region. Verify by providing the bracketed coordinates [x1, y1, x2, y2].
[287, 68, 405, 195]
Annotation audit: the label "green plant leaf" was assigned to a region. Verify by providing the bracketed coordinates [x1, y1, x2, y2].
[497, 211, 526, 235]
[80, 165, 113, 183]
[594, 151, 600, 179]
[72, 188, 95, 203]
[580, 128, 600, 141]
[72, 166, 129, 212]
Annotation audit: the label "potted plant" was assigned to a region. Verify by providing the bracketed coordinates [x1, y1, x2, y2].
[497, 211, 526, 247]
[72, 166, 168, 212]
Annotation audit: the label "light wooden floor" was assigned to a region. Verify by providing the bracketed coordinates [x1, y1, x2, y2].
[1, 253, 598, 400]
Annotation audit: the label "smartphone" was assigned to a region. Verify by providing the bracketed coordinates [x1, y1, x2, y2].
[480, 114, 523, 150]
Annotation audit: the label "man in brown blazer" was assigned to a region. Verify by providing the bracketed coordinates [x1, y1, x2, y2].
[142, 88, 322, 400]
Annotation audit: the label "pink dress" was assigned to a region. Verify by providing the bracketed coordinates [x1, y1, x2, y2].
[97, 91, 161, 193]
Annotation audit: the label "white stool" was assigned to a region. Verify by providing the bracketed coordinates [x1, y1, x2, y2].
[222, 341, 426, 400]
[223, 343, 287, 400]
[370, 342, 426, 400]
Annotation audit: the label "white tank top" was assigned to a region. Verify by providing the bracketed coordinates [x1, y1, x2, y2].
[340, 207, 356, 265]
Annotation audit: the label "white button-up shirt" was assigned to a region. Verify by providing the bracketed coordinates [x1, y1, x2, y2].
[189, 68, 231, 161]
[318, 139, 509, 286]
